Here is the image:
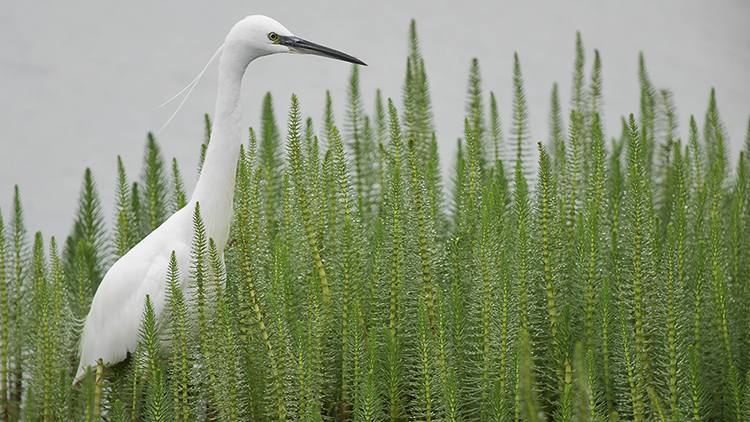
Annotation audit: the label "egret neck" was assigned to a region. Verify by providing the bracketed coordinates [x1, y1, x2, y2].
[190, 41, 250, 250]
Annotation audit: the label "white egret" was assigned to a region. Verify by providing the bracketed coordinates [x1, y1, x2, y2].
[74, 15, 365, 386]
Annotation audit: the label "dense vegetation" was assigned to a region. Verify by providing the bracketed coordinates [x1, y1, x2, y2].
[1, 22, 749, 422]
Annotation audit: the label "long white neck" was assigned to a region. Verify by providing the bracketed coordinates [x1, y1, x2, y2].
[190, 44, 251, 249]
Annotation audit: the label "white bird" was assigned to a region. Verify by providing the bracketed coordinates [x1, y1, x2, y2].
[74, 15, 365, 386]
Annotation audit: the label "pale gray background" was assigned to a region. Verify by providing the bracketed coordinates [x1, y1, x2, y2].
[2, 0, 749, 243]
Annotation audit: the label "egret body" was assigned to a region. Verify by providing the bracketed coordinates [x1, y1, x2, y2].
[75, 15, 365, 385]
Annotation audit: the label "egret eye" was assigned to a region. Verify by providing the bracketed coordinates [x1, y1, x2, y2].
[268, 32, 279, 42]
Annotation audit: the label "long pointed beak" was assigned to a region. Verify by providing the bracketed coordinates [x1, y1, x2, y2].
[280, 36, 367, 66]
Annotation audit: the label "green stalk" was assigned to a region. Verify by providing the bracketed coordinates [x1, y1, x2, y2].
[171, 157, 187, 212]
[166, 252, 191, 421]
[621, 303, 644, 421]
[197, 113, 212, 174]
[384, 326, 404, 422]
[209, 239, 239, 421]
[583, 348, 599, 421]
[287, 94, 330, 311]
[260, 92, 283, 229]
[565, 111, 581, 250]
[236, 175, 286, 420]
[555, 358, 572, 422]
[10, 186, 27, 420]
[519, 330, 540, 422]
[479, 193, 493, 422]
[549, 83, 566, 185]
[490, 91, 504, 164]
[648, 387, 666, 422]
[141, 133, 169, 232]
[514, 160, 531, 331]
[355, 331, 382, 422]
[417, 297, 435, 422]
[495, 251, 511, 422]
[294, 321, 309, 418]
[670, 144, 689, 421]
[373, 90, 387, 199]
[465, 58, 486, 165]
[536, 142, 561, 394]
[435, 288, 460, 422]
[0, 209, 8, 422]
[709, 158, 732, 365]
[627, 115, 650, 419]
[30, 233, 52, 422]
[584, 114, 605, 352]
[688, 117, 708, 354]
[190, 202, 210, 366]
[349, 297, 363, 419]
[114, 156, 133, 258]
[386, 99, 404, 341]
[448, 236, 469, 399]
[511, 52, 530, 173]
[600, 276, 614, 417]
[688, 345, 706, 422]
[346, 65, 366, 217]
[407, 137, 435, 330]
[570, 32, 586, 139]
[330, 125, 358, 420]
[666, 224, 680, 418]
[94, 359, 103, 421]
[728, 366, 742, 422]
[742, 371, 750, 422]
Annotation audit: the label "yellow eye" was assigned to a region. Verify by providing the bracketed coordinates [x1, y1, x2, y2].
[268, 32, 279, 42]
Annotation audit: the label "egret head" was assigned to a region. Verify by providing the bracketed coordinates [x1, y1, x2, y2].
[226, 15, 366, 68]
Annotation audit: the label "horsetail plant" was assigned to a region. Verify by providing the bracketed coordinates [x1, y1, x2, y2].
[171, 158, 187, 213]
[534, 141, 563, 400]
[0, 207, 9, 422]
[197, 113, 213, 174]
[164, 251, 191, 421]
[287, 94, 331, 313]
[139, 133, 170, 234]
[113, 156, 135, 258]
[135, 295, 172, 421]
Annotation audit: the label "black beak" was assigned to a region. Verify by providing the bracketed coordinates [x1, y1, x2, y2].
[280, 36, 367, 66]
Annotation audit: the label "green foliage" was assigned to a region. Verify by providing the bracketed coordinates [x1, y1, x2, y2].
[260, 92, 285, 233]
[571, 32, 586, 132]
[549, 82, 566, 184]
[136, 294, 173, 421]
[466, 58, 487, 169]
[28, 235, 70, 421]
[638, 52, 657, 178]
[4, 186, 30, 421]
[489, 91, 505, 165]
[140, 132, 170, 234]
[511, 52, 532, 176]
[164, 251, 192, 421]
[2, 21, 749, 422]
[198, 113, 213, 174]
[0, 206, 8, 421]
[346, 64, 382, 233]
[113, 155, 134, 258]
[121, 132, 184, 246]
[402, 19, 435, 170]
[63, 168, 108, 321]
[171, 157, 188, 213]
